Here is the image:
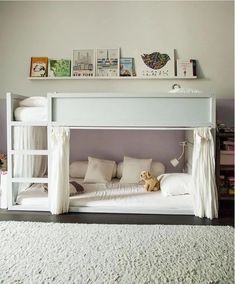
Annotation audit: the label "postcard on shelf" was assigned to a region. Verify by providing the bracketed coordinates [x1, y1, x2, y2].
[96, 48, 119, 77]
[120, 58, 136, 76]
[48, 59, 71, 77]
[30, 57, 48, 77]
[135, 49, 174, 78]
[72, 49, 95, 77]
[177, 59, 196, 77]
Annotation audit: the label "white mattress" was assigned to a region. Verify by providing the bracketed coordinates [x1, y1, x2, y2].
[16, 179, 194, 214]
[16, 184, 49, 208]
[14, 106, 47, 122]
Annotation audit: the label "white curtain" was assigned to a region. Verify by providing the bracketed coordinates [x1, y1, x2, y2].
[49, 127, 70, 215]
[14, 126, 47, 193]
[192, 128, 218, 219]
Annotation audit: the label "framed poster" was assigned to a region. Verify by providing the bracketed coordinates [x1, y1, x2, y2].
[120, 57, 136, 77]
[48, 59, 71, 77]
[135, 49, 174, 78]
[30, 57, 48, 77]
[96, 48, 119, 77]
[72, 49, 95, 77]
[177, 59, 195, 77]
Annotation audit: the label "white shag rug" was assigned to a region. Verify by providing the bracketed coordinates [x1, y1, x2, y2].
[0, 222, 234, 284]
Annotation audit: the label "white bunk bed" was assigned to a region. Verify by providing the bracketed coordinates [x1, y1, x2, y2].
[6, 92, 217, 217]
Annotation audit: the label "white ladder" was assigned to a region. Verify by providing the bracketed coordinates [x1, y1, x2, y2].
[6, 93, 49, 211]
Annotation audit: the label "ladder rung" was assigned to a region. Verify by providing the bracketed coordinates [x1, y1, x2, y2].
[12, 178, 48, 183]
[10, 150, 48, 155]
[11, 121, 48, 126]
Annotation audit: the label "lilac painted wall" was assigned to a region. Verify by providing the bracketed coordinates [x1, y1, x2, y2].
[70, 129, 185, 173]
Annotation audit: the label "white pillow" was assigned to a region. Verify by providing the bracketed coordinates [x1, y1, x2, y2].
[158, 173, 193, 196]
[70, 161, 88, 178]
[151, 162, 165, 177]
[70, 160, 116, 178]
[120, 156, 152, 183]
[117, 161, 123, 179]
[84, 157, 116, 183]
[117, 161, 165, 179]
[19, 96, 47, 107]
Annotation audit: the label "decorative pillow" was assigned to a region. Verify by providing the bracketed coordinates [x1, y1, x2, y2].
[70, 160, 116, 178]
[19, 96, 47, 107]
[117, 161, 165, 179]
[117, 161, 123, 179]
[69, 181, 85, 196]
[70, 161, 88, 178]
[150, 162, 165, 177]
[84, 157, 116, 183]
[120, 156, 152, 183]
[158, 173, 193, 196]
[44, 183, 84, 196]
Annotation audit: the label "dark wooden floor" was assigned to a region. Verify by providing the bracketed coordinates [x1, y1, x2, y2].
[0, 201, 234, 226]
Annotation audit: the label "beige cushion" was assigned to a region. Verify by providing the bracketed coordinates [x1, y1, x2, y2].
[84, 157, 116, 183]
[70, 161, 88, 178]
[150, 162, 165, 177]
[117, 161, 123, 179]
[70, 160, 116, 178]
[120, 156, 152, 183]
[117, 161, 165, 179]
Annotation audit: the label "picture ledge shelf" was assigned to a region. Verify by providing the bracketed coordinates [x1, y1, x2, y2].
[28, 76, 197, 80]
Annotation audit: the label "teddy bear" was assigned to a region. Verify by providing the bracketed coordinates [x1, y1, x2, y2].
[140, 171, 160, 192]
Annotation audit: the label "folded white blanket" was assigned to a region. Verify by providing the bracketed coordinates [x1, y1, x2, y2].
[14, 107, 47, 122]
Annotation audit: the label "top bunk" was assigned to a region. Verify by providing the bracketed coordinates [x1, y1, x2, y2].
[7, 92, 216, 129]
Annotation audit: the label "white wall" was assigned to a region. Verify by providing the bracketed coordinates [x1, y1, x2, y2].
[0, 1, 234, 97]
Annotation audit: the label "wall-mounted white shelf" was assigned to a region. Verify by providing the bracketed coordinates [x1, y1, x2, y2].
[28, 76, 197, 80]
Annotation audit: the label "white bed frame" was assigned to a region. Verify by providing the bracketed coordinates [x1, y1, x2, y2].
[6, 92, 216, 213]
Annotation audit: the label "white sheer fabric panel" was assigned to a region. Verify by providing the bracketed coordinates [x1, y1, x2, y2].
[50, 127, 70, 215]
[14, 126, 47, 193]
[192, 128, 218, 219]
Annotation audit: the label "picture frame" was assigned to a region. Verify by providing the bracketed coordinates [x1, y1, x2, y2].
[48, 59, 71, 77]
[72, 49, 95, 77]
[96, 48, 120, 77]
[120, 57, 136, 77]
[30, 57, 48, 77]
[135, 49, 175, 78]
[176, 59, 196, 77]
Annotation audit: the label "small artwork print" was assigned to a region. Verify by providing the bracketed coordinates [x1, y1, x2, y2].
[136, 50, 174, 77]
[96, 48, 119, 77]
[120, 58, 136, 77]
[30, 57, 48, 77]
[72, 50, 95, 77]
[177, 59, 196, 77]
[48, 59, 71, 77]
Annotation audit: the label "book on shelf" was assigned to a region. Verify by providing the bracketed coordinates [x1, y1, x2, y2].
[30, 57, 48, 77]
[48, 59, 71, 77]
[176, 59, 196, 77]
[120, 57, 136, 77]
[227, 176, 234, 185]
[224, 145, 234, 151]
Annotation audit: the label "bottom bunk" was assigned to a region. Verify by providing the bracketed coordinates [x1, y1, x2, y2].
[16, 178, 194, 215]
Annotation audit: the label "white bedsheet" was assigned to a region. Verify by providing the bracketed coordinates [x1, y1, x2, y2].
[16, 184, 49, 208]
[16, 179, 194, 214]
[14, 107, 47, 121]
